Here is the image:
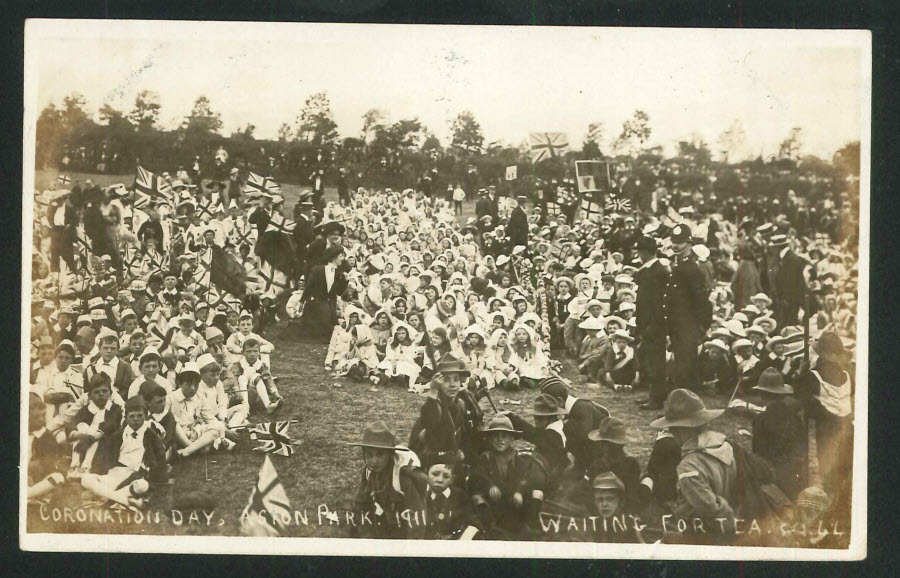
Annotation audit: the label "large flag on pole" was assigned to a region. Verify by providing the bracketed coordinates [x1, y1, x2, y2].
[243, 172, 281, 204]
[529, 132, 569, 162]
[240, 455, 292, 537]
[133, 166, 173, 203]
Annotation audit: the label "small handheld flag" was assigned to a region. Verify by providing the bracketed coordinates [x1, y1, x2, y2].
[250, 420, 298, 457]
[240, 455, 292, 537]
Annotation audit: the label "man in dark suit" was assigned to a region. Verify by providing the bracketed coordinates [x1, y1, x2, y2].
[507, 195, 529, 250]
[48, 192, 77, 273]
[291, 198, 315, 279]
[768, 234, 808, 327]
[664, 224, 712, 393]
[633, 236, 671, 410]
[475, 189, 493, 222]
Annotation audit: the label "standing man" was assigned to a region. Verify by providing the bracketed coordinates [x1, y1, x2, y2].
[507, 194, 529, 250]
[633, 236, 670, 411]
[292, 196, 316, 279]
[665, 224, 712, 392]
[48, 190, 77, 273]
[768, 234, 808, 328]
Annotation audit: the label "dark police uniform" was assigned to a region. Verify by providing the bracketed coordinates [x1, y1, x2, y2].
[664, 225, 712, 391]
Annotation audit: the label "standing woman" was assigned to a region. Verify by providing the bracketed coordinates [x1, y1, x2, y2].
[295, 245, 348, 343]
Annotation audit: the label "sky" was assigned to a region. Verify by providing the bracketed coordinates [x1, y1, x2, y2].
[28, 21, 869, 160]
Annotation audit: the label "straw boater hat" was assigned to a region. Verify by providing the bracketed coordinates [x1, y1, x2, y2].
[347, 421, 410, 451]
[650, 389, 724, 429]
[483, 415, 522, 436]
[611, 329, 633, 343]
[578, 316, 606, 331]
[529, 393, 567, 416]
[752, 368, 794, 395]
[705, 338, 729, 353]
[588, 416, 628, 444]
[750, 292, 773, 307]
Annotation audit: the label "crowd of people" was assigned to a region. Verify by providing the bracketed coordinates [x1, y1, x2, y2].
[27, 161, 859, 547]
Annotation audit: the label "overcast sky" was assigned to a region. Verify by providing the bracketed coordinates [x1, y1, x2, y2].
[28, 21, 868, 160]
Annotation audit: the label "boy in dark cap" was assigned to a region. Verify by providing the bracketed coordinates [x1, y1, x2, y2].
[421, 451, 475, 539]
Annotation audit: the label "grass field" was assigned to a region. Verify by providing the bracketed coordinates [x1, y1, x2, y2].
[27, 170, 756, 539]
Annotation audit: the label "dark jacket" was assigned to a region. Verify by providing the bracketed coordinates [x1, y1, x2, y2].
[752, 397, 808, 500]
[99, 424, 168, 485]
[634, 260, 668, 342]
[352, 463, 428, 539]
[665, 256, 712, 341]
[507, 206, 528, 248]
[424, 487, 474, 539]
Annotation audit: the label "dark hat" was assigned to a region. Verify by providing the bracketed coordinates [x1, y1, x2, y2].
[635, 235, 658, 252]
[125, 395, 147, 412]
[322, 244, 344, 263]
[588, 416, 628, 444]
[316, 219, 346, 236]
[422, 451, 459, 470]
[348, 421, 406, 450]
[670, 224, 690, 243]
[434, 353, 470, 376]
[650, 389, 724, 428]
[813, 331, 851, 363]
[529, 393, 567, 416]
[538, 376, 569, 400]
[752, 368, 794, 395]
[591, 471, 625, 494]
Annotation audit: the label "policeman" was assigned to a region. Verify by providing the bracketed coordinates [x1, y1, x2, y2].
[664, 224, 712, 392]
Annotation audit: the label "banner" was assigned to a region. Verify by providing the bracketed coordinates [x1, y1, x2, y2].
[506, 165, 518, 181]
[575, 160, 614, 194]
[529, 132, 569, 162]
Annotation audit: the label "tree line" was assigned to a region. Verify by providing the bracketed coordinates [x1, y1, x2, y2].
[35, 91, 860, 200]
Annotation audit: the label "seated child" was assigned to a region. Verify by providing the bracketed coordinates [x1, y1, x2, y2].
[239, 337, 283, 413]
[488, 328, 518, 391]
[65, 372, 124, 479]
[225, 310, 274, 367]
[170, 314, 207, 363]
[27, 394, 65, 501]
[81, 395, 166, 509]
[140, 381, 177, 457]
[42, 339, 84, 431]
[604, 330, 637, 392]
[170, 363, 229, 457]
[470, 415, 526, 537]
[127, 346, 174, 399]
[422, 451, 475, 540]
[585, 417, 642, 514]
[197, 353, 243, 440]
[577, 316, 613, 385]
[348, 421, 427, 540]
[508, 324, 549, 389]
[460, 325, 495, 391]
[374, 322, 420, 389]
[337, 324, 380, 381]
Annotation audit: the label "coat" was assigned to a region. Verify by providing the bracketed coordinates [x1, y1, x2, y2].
[634, 260, 668, 343]
[674, 431, 738, 522]
[99, 425, 168, 484]
[507, 206, 528, 248]
[665, 256, 712, 342]
[752, 397, 808, 500]
[352, 461, 428, 539]
[297, 264, 349, 341]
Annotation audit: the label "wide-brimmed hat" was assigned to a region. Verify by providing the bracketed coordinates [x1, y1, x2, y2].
[611, 329, 633, 343]
[591, 471, 625, 494]
[750, 292, 772, 306]
[752, 368, 794, 395]
[529, 393, 567, 416]
[483, 415, 522, 435]
[705, 338, 729, 353]
[588, 417, 627, 444]
[434, 353, 470, 376]
[347, 421, 407, 450]
[650, 389, 724, 428]
[578, 316, 605, 331]
[813, 331, 851, 363]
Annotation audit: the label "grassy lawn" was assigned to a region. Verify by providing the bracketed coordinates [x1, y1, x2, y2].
[27, 169, 756, 539]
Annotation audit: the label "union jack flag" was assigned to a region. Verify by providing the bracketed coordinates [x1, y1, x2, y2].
[258, 261, 289, 299]
[133, 166, 172, 203]
[579, 197, 604, 223]
[605, 195, 632, 213]
[529, 132, 569, 163]
[242, 172, 281, 201]
[240, 455, 292, 536]
[250, 420, 297, 457]
[545, 202, 561, 217]
[57, 174, 71, 186]
[265, 213, 295, 235]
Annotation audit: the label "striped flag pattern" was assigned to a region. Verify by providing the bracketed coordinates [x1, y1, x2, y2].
[240, 455, 292, 536]
[242, 172, 281, 204]
[133, 166, 173, 204]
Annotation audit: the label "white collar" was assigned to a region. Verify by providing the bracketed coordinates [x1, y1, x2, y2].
[780, 246, 790, 259]
[125, 421, 149, 438]
[639, 257, 659, 271]
[563, 395, 577, 414]
[430, 487, 452, 500]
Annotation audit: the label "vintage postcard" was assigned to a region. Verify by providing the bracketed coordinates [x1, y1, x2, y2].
[21, 20, 869, 559]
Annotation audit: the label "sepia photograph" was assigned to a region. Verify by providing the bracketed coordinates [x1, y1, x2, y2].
[20, 20, 869, 559]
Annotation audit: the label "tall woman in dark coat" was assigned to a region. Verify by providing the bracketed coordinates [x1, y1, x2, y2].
[295, 244, 348, 342]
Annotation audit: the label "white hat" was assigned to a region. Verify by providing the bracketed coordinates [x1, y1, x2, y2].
[706, 339, 729, 353]
[196, 353, 219, 371]
[732, 338, 753, 352]
[578, 316, 605, 331]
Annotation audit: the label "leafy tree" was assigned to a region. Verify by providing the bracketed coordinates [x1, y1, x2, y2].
[129, 90, 161, 131]
[832, 140, 860, 177]
[62, 92, 92, 133]
[277, 122, 292, 142]
[182, 95, 223, 135]
[778, 127, 803, 161]
[717, 119, 746, 163]
[676, 134, 713, 168]
[231, 123, 256, 141]
[613, 110, 651, 157]
[295, 91, 339, 148]
[35, 103, 65, 168]
[449, 110, 484, 155]
[361, 108, 387, 143]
